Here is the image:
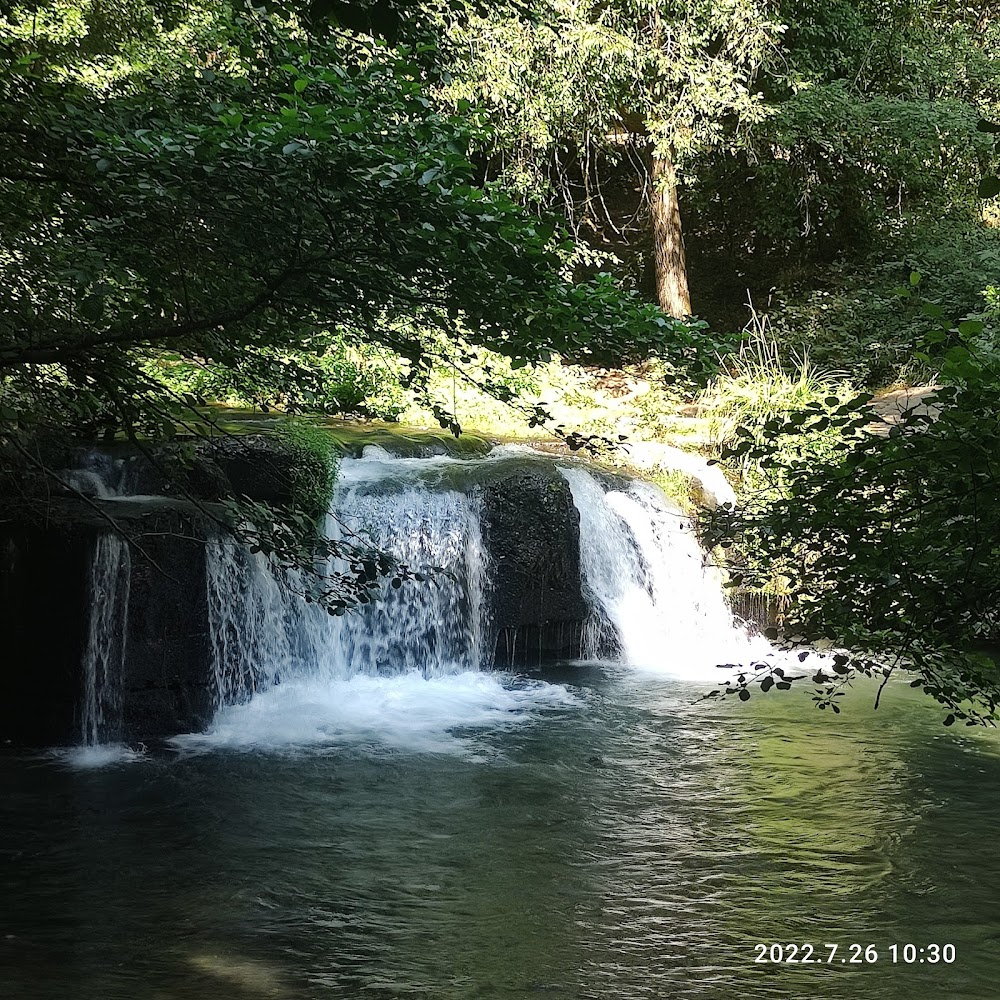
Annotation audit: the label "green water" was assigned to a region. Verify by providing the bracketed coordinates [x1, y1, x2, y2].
[2, 666, 998, 1000]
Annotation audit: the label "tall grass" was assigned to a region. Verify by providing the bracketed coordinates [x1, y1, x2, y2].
[699, 312, 853, 453]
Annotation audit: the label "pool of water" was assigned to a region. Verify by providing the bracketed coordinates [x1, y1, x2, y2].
[2, 664, 998, 999]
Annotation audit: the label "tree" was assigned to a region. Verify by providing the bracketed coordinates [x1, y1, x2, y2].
[689, 0, 1000, 265]
[0, 0, 728, 612]
[444, 0, 780, 317]
[1, 3, 716, 439]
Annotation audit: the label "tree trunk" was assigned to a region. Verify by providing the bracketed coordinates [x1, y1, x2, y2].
[649, 148, 691, 318]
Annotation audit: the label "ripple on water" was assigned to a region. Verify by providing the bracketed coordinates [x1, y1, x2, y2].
[3, 668, 999, 1000]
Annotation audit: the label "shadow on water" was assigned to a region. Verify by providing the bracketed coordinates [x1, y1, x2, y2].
[2, 668, 999, 1000]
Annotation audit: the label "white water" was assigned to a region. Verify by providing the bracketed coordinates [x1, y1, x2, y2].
[207, 451, 493, 708]
[61, 451, 130, 498]
[172, 671, 576, 756]
[53, 744, 148, 770]
[561, 467, 774, 680]
[80, 523, 131, 745]
[73, 454, 133, 747]
[196, 449, 568, 751]
[68, 445, 781, 757]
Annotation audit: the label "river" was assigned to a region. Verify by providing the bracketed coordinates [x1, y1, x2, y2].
[2, 668, 996, 1000]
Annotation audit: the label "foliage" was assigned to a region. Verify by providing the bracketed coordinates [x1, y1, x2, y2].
[647, 467, 701, 514]
[761, 220, 1000, 387]
[750, 1, 994, 233]
[0, 0, 725, 610]
[698, 327, 854, 460]
[703, 301, 1000, 725]
[273, 419, 340, 520]
[146, 338, 409, 420]
[0, 3, 712, 412]
[443, 0, 779, 242]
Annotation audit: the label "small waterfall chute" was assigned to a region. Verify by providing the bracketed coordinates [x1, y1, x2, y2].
[561, 466, 774, 680]
[81, 533, 131, 745]
[206, 452, 493, 707]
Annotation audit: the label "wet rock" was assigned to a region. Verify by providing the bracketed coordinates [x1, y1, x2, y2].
[203, 436, 298, 506]
[0, 501, 217, 745]
[480, 465, 589, 666]
[0, 443, 599, 743]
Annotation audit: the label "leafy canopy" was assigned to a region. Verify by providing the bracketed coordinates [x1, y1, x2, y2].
[0, 1, 717, 445]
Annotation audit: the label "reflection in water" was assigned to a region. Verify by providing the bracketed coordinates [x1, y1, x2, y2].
[1, 670, 999, 1000]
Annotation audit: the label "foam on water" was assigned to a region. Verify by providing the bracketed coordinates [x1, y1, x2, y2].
[170, 672, 577, 756]
[52, 744, 149, 770]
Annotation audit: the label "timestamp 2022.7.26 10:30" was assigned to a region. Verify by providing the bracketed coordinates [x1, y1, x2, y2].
[753, 943, 956, 965]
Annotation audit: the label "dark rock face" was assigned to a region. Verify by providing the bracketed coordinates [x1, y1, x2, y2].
[0, 526, 91, 746]
[118, 528, 215, 742]
[204, 437, 297, 506]
[480, 466, 589, 666]
[0, 502, 217, 746]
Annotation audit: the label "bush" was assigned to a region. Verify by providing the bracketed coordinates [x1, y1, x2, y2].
[698, 327, 855, 462]
[764, 219, 1000, 387]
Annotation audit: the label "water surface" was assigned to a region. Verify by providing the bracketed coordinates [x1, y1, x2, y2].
[2, 667, 997, 1000]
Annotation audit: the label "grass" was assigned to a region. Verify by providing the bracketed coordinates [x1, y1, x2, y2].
[697, 321, 854, 455]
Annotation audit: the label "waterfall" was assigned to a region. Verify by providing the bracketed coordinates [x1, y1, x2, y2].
[61, 450, 130, 498]
[187, 448, 581, 753]
[64, 442, 777, 755]
[71, 452, 133, 747]
[206, 449, 492, 708]
[560, 466, 773, 679]
[81, 534, 131, 744]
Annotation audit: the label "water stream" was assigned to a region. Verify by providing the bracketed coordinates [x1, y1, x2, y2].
[4, 675, 998, 1000]
[80, 534, 131, 746]
[561, 466, 772, 676]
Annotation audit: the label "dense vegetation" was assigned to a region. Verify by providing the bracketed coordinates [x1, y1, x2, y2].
[3, 0, 1000, 719]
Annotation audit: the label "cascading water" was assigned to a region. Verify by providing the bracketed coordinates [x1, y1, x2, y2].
[61, 450, 131, 498]
[190, 447, 569, 753]
[207, 448, 491, 706]
[64, 442, 776, 756]
[80, 534, 131, 745]
[560, 466, 773, 680]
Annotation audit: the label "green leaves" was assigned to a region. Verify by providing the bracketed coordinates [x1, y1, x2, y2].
[705, 318, 1000, 725]
[78, 295, 105, 322]
[0, 5, 716, 498]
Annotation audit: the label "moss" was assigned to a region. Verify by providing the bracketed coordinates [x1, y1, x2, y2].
[273, 420, 339, 520]
[647, 468, 700, 515]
